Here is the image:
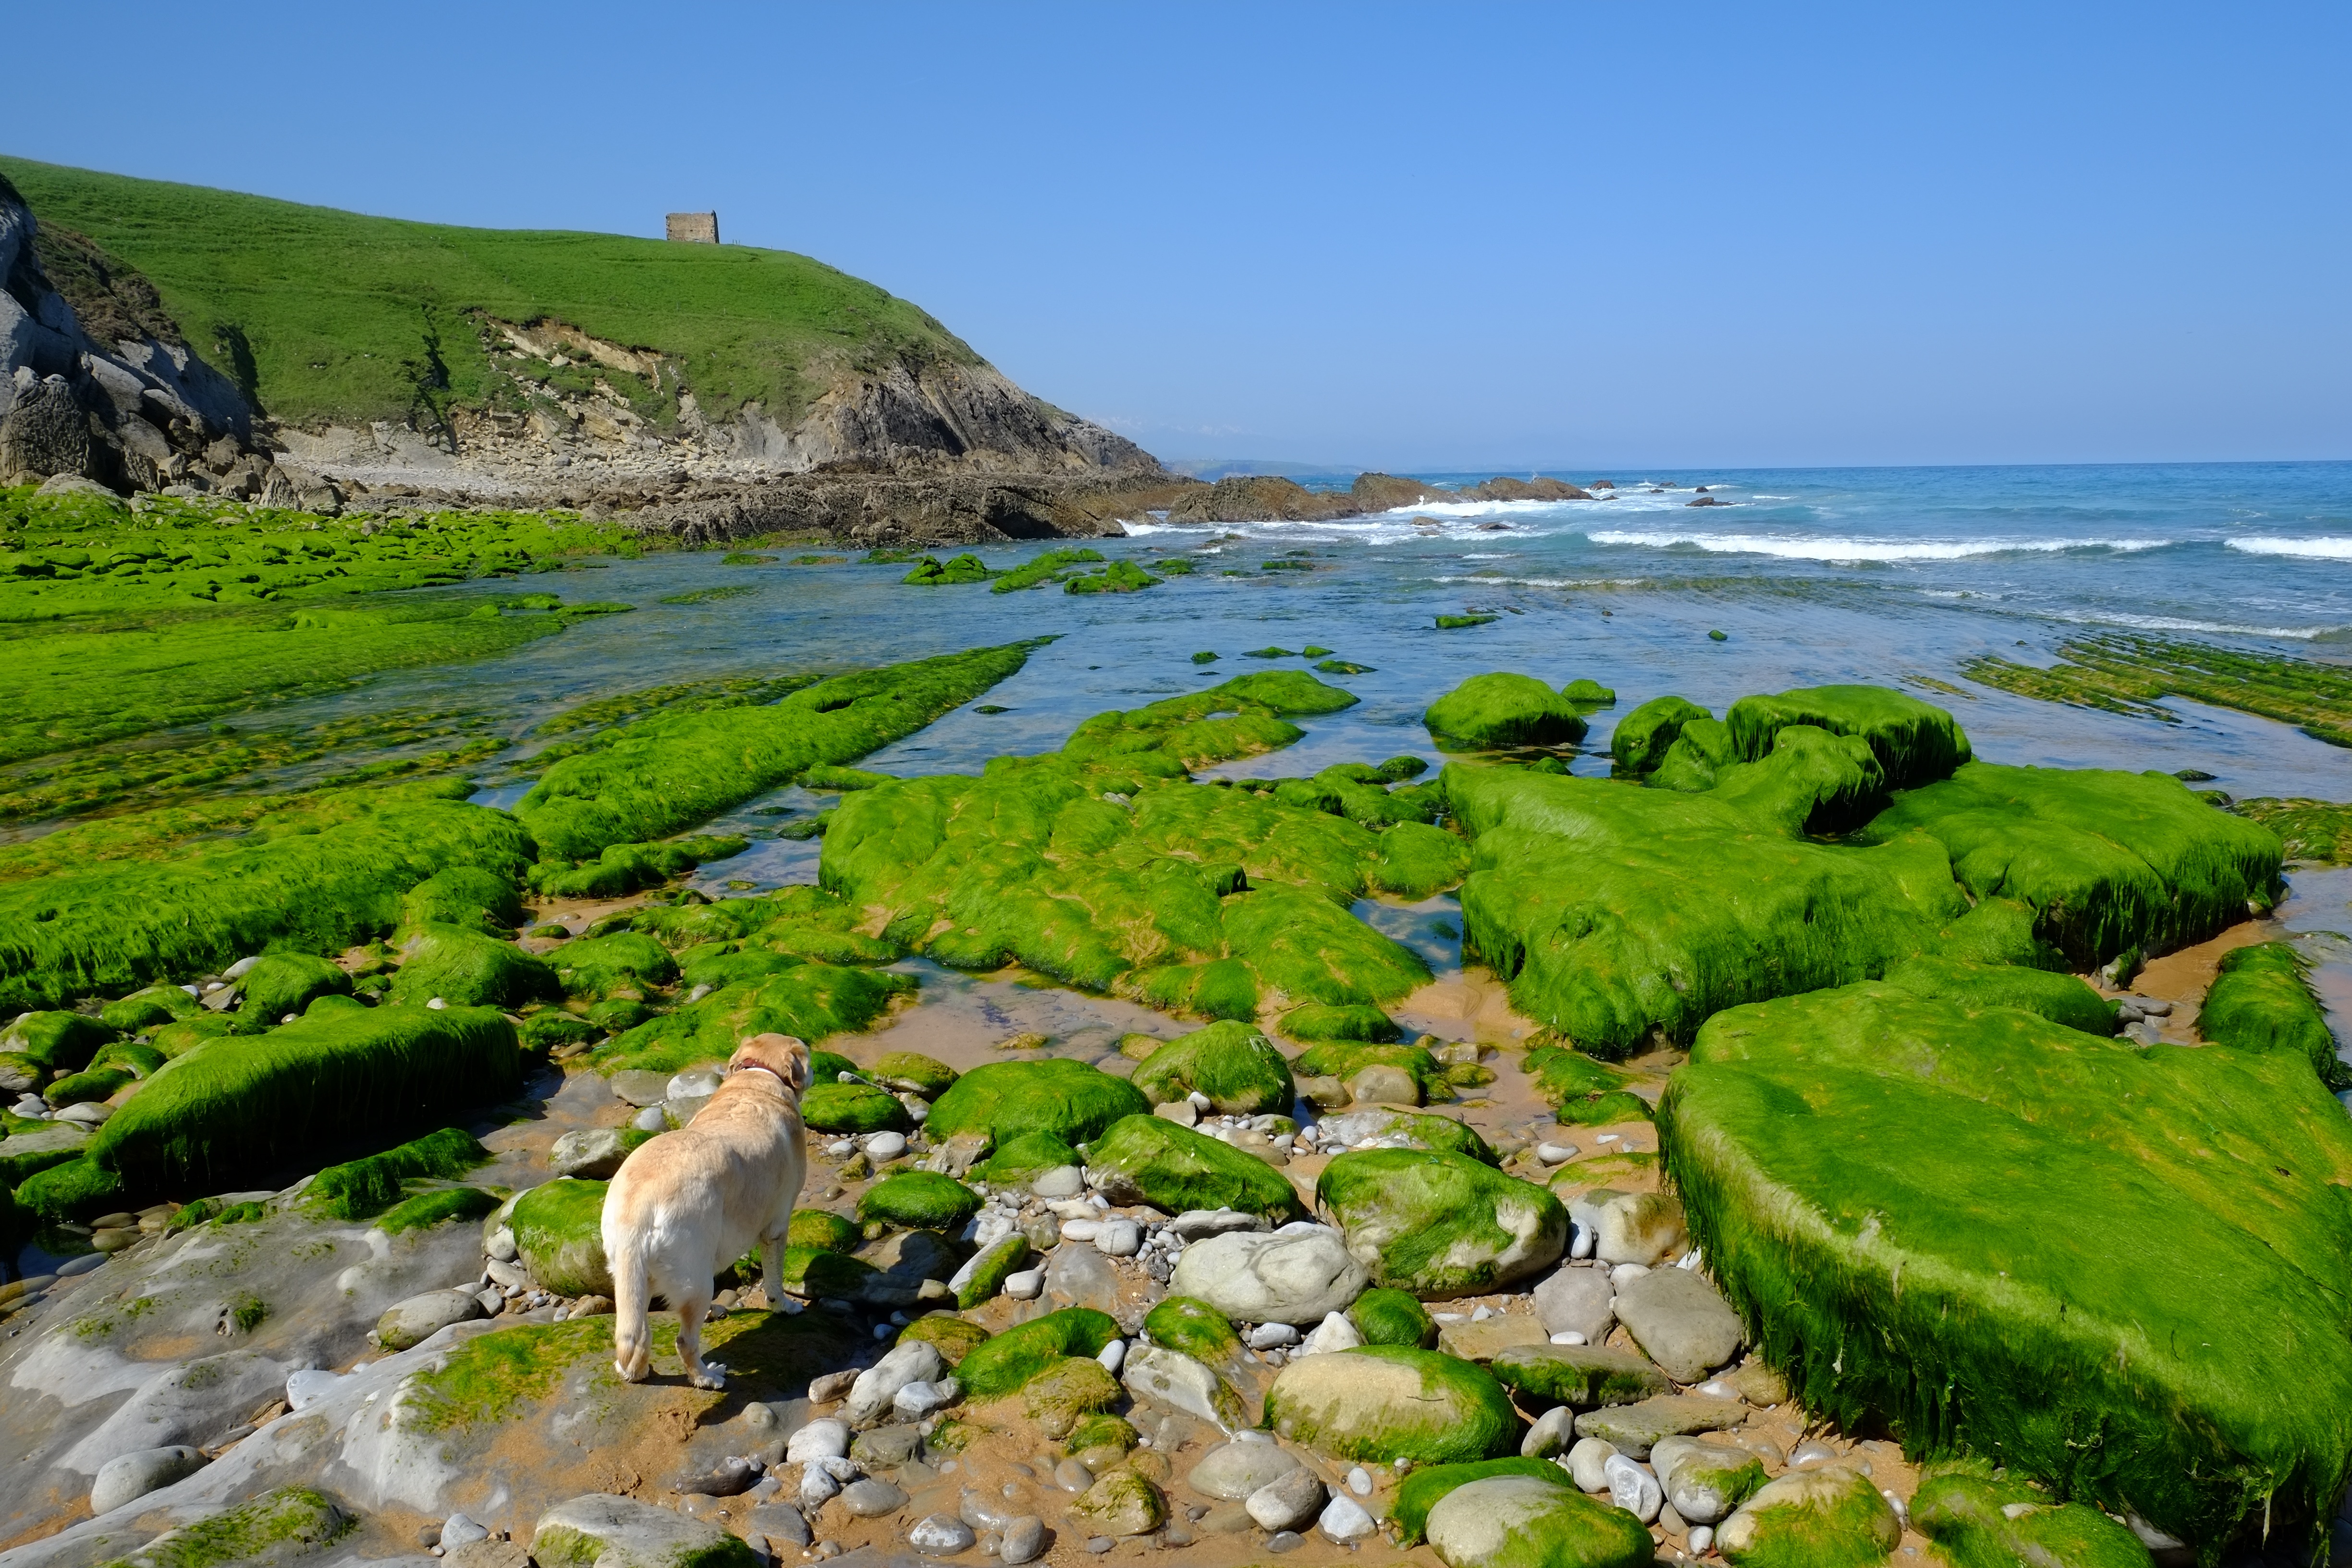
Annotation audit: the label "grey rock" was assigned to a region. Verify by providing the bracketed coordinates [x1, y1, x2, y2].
[674, 1455, 762, 1496]
[1567, 1437, 1617, 1492]
[441, 1512, 490, 1547]
[1604, 1453, 1662, 1523]
[908, 1514, 976, 1556]
[809, 1369, 859, 1405]
[375, 1287, 485, 1351]
[1032, 1165, 1085, 1199]
[1318, 1494, 1377, 1542]
[1168, 1226, 1368, 1325]
[866, 1131, 909, 1162]
[789, 1417, 852, 1461]
[549, 1127, 634, 1180]
[1612, 1266, 1743, 1382]
[847, 1340, 945, 1425]
[531, 1493, 744, 1568]
[1264, 1530, 1303, 1554]
[89, 1445, 206, 1515]
[1044, 1241, 1121, 1315]
[1096, 1220, 1141, 1257]
[852, 1424, 924, 1469]
[1185, 1436, 1301, 1500]
[1520, 1406, 1575, 1459]
[1531, 1266, 1615, 1343]
[1122, 1345, 1247, 1433]
[667, 1068, 723, 1102]
[958, 1490, 1022, 1532]
[1169, 1209, 1265, 1240]
[842, 1478, 910, 1518]
[1245, 1467, 1327, 1533]
[1572, 1396, 1749, 1460]
[1056, 1458, 1096, 1493]
[57, 1350, 290, 1478]
[1000, 1516, 1046, 1565]
[609, 1070, 672, 1107]
[747, 1503, 813, 1549]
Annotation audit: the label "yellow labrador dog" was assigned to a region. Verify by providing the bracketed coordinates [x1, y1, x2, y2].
[604, 1031, 811, 1388]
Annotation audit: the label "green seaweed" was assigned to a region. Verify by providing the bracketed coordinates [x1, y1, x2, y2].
[378, 1185, 502, 1233]
[387, 924, 559, 1008]
[1143, 1296, 1241, 1362]
[1960, 633, 2352, 748]
[1084, 1114, 1309, 1222]
[1424, 673, 1590, 749]
[1390, 1458, 1579, 1544]
[858, 1171, 982, 1229]
[925, 1058, 1150, 1148]
[992, 548, 1106, 592]
[957, 1306, 1120, 1399]
[1317, 1149, 1566, 1297]
[2198, 940, 2346, 1090]
[309, 1127, 492, 1220]
[1129, 1021, 1295, 1114]
[588, 964, 915, 1076]
[1349, 1286, 1437, 1348]
[1911, 1458, 2156, 1568]
[901, 553, 999, 585]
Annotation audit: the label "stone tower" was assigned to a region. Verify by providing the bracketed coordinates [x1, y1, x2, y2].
[665, 212, 719, 245]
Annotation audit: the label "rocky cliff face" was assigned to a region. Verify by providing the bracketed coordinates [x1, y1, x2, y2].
[0, 176, 263, 494]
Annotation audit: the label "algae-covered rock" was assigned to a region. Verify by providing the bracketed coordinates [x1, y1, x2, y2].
[973, 1129, 1076, 1183]
[1727, 684, 1972, 790]
[1085, 1114, 1308, 1222]
[1121, 1343, 1250, 1432]
[0, 1010, 115, 1073]
[1715, 1466, 1900, 1568]
[511, 1177, 612, 1297]
[801, 1082, 912, 1134]
[555, 931, 680, 1000]
[956, 1306, 1120, 1399]
[790, 1207, 861, 1252]
[1265, 1345, 1519, 1464]
[2198, 939, 2346, 1089]
[1649, 1436, 1768, 1525]
[1130, 1021, 1294, 1114]
[1314, 1107, 1499, 1163]
[1425, 674, 1590, 750]
[1022, 1355, 1123, 1437]
[1520, 1046, 1651, 1125]
[859, 1171, 981, 1230]
[1911, 1459, 2156, 1568]
[952, 1233, 1030, 1308]
[1349, 1286, 1437, 1348]
[403, 864, 527, 932]
[1881, 954, 2116, 1035]
[870, 1051, 957, 1096]
[1664, 979, 2352, 1550]
[532, 1491, 762, 1568]
[1487, 1343, 1672, 1410]
[1293, 1039, 1447, 1102]
[927, 1058, 1149, 1146]
[1424, 1473, 1656, 1568]
[1390, 1459, 1581, 1544]
[1143, 1295, 1241, 1363]
[899, 1311, 991, 1365]
[1318, 1149, 1566, 1298]
[99, 984, 202, 1033]
[1071, 1467, 1167, 1537]
[1276, 1003, 1401, 1043]
[389, 923, 560, 1008]
[310, 1126, 490, 1220]
[105, 1485, 352, 1568]
[592, 965, 914, 1079]
[233, 952, 351, 1027]
[1570, 1395, 1749, 1460]
[1609, 695, 1711, 775]
[1562, 679, 1617, 707]
[1168, 1225, 1368, 1324]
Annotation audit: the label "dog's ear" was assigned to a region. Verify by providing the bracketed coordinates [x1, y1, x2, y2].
[781, 1035, 812, 1093]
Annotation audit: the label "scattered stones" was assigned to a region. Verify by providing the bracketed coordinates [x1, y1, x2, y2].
[1245, 1466, 1328, 1532]
[89, 1446, 206, 1515]
[1170, 1226, 1369, 1324]
[1611, 1267, 1743, 1382]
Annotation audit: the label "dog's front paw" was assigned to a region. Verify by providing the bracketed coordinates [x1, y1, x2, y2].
[688, 1362, 727, 1391]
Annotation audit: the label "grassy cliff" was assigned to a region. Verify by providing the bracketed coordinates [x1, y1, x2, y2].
[0, 156, 982, 432]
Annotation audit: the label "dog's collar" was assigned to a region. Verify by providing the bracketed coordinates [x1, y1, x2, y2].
[734, 1063, 790, 1086]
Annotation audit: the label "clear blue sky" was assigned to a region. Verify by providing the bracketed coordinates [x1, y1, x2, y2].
[11, 2, 2349, 471]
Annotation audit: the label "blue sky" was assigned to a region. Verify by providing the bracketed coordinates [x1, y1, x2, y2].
[10, 2, 2349, 470]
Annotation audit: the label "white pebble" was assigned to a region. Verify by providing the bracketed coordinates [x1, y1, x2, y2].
[787, 1420, 850, 1461]
[1595, 1132, 1619, 1143]
[1569, 1223, 1596, 1261]
[426, 997, 447, 1011]
[1097, 1339, 1127, 1375]
[865, 1131, 908, 1161]
[1534, 1142, 1577, 1165]
[827, 1139, 858, 1158]
[1061, 1218, 1102, 1243]
[1471, 1306, 1493, 1321]
[1688, 1525, 1714, 1554]
[1004, 1269, 1044, 1299]
[1246, 1322, 1300, 1349]
[1551, 1330, 1588, 1346]
[1604, 1454, 1662, 1523]
[1346, 1467, 1372, 1497]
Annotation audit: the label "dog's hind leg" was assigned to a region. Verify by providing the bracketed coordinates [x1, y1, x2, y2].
[758, 1232, 788, 1311]
[609, 1232, 652, 1384]
[675, 1288, 725, 1390]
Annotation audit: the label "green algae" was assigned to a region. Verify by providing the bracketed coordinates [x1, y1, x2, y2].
[788, 1207, 860, 1252]
[379, 1184, 502, 1233]
[1066, 560, 1163, 594]
[41, 1065, 133, 1105]
[1881, 954, 2116, 1035]
[1521, 1046, 1652, 1125]
[402, 865, 526, 932]
[1292, 1039, 1448, 1100]
[858, 1171, 982, 1229]
[0, 1011, 115, 1072]
[1349, 1286, 1436, 1348]
[869, 1050, 956, 1095]
[1084, 1114, 1309, 1221]
[1025, 1354, 1125, 1435]
[992, 548, 1106, 592]
[900, 1311, 992, 1364]
[1911, 1459, 2155, 1568]
[517, 640, 1045, 860]
[1424, 673, 1590, 749]
[1860, 761, 2283, 964]
[387, 924, 559, 1008]
[1660, 980, 2352, 1556]
[553, 931, 679, 1000]
[92, 1484, 351, 1568]
[1317, 1149, 1567, 1297]
[2236, 797, 2352, 864]
[308, 1126, 491, 1220]
[1144, 1295, 1241, 1362]
[233, 952, 352, 1027]
[801, 1082, 911, 1134]
[0, 775, 533, 1013]
[2199, 940, 2345, 1090]
[1727, 684, 1972, 789]
[1486, 1343, 1672, 1409]
[1435, 614, 1499, 629]
[527, 834, 747, 899]
[1391, 1457, 1579, 1544]
[1960, 633, 2352, 748]
[510, 1177, 612, 1296]
[1129, 1020, 1295, 1113]
[924, 1058, 1150, 1148]
[957, 1306, 1120, 1399]
[1277, 1003, 1400, 1042]
[1611, 695, 1712, 775]
[1263, 1345, 1519, 1464]
[974, 1128, 1079, 1183]
[588, 964, 914, 1077]
[1562, 679, 1616, 707]
[901, 552, 999, 585]
[98, 983, 201, 1032]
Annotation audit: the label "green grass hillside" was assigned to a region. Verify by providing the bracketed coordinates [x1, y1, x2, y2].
[0, 156, 982, 433]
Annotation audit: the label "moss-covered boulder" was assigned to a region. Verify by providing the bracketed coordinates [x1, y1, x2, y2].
[858, 1171, 982, 1230]
[957, 1307, 1120, 1400]
[974, 1129, 1078, 1183]
[98, 983, 202, 1033]
[1264, 1345, 1519, 1464]
[801, 1082, 911, 1134]
[1715, 1466, 1901, 1568]
[1424, 1473, 1657, 1568]
[1023, 1355, 1124, 1437]
[1276, 1003, 1401, 1043]
[403, 865, 526, 932]
[104, 1485, 353, 1568]
[1663, 980, 2352, 1552]
[1521, 1047, 1651, 1126]
[531, 1492, 761, 1568]
[1350, 1286, 1437, 1348]
[899, 1311, 991, 1366]
[1085, 1114, 1308, 1221]
[1609, 695, 1711, 775]
[1130, 1021, 1294, 1114]
[1293, 1039, 1448, 1101]
[1881, 955, 2116, 1035]
[2199, 940, 2346, 1089]
[926, 1058, 1149, 1147]
[1391, 1459, 1581, 1544]
[789, 1207, 860, 1252]
[1071, 1467, 1167, 1537]
[511, 1177, 612, 1297]
[1727, 684, 1972, 790]
[1424, 674, 1590, 750]
[870, 1050, 956, 1097]
[0, 1010, 115, 1074]
[777, 1246, 878, 1300]
[587, 964, 914, 1078]
[1488, 1343, 1672, 1409]
[1911, 1460, 2155, 1568]
[235, 951, 352, 1027]
[310, 1126, 490, 1220]
[1143, 1296, 1241, 1364]
[554, 931, 679, 1001]
[1318, 1149, 1566, 1298]
[388, 924, 560, 1007]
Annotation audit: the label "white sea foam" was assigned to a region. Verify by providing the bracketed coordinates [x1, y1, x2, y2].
[1583, 531, 2171, 562]
[2043, 609, 2345, 640]
[2226, 537, 2352, 561]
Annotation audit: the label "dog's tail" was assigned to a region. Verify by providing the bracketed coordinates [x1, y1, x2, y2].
[606, 1209, 652, 1383]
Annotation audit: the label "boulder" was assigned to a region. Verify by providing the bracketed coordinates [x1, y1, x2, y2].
[1532, 1267, 1615, 1343]
[1316, 1150, 1566, 1298]
[1085, 1114, 1306, 1222]
[531, 1493, 761, 1568]
[1185, 1436, 1301, 1500]
[1122, 1344, 1249, 1433]
[1435, 1315, 1545, 1361]
[1570, 1396, 1748, 1460]
[1423, 1473, 1656, 1568]
[847, 1340, 946, 1426]
[549, 1127, 637, 1180]
[1911, 1460, 2156, 1568]
[1169, 1225, 1368, 1324]
[1592, 1192, 1687, 1267]
[1649, 1437, 1768, 1526]
[1611, 1266, 1741, 1382]
[1022, 1356, 1122, 1438]
[1488, 1344, 1672, 1410]
[510, 1177, 612, 1297]
[957, 1308, 1120, 1400]
[1715, 1466, 1901, 1568]
[1141, 1296, 1243, 1365]
[1264, 1346, 1519, 1465]
[1424, 674, 1590, 750]
[89, 1445, 206, 1516]
[1350, 1286, 1436, 1348]
[925, 1058, 1149, 1147]
[376, 1287, 486, 1352]
[1072, 1468, 1166, 1537]
[1246, 1466, 1327, 1532]
[1129, 1021, 1295, 1115]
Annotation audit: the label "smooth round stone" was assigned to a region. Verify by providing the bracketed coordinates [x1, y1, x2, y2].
[1319, 1495, 1377, 1541]
[788, 1419, 851, 1462]
[1001, 1517, 1046, 1565]
[667, 1068, 723, 1102]
[441, 1513, 490, 1549]
[1097, 1339, 1127, 1375]
[1187, 1438, 1302, 1501]
[1688, 1525, 1715, 1554]
[866, 1131, 910, 1161]
[1096, 1221, 1141, 1257]
[1567, 1436, 1617, 1493]
[1084, 1538, 1115, 1555]
[843, 1479, 910, 1518]
[909, 1515, 976, 1556]
[1004, 1269, 1045, 1299]
[633, 1105, 668, 1132]
[1061, 1218, 1103, 1243]
[1265, 1531, 1304, 1554]
[1605, 1454, 1663, 1523]
[1056, 1458, 1095, 1493]
[89, 1446, 205, 1516]
[1345, 1468, 1372, 1497]
[1246, 1322, 1301, 1350]
[1032, 1166, 1086, 1199]
[1788, 1440, 1839, 1467]
[1534, 1142, 1577, 1165]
